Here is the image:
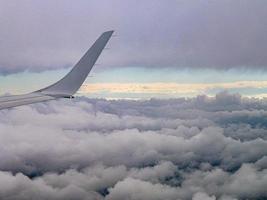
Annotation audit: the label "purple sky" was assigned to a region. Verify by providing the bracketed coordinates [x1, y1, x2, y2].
[1, 2, 267, 199]
[1, 0, 267, 74]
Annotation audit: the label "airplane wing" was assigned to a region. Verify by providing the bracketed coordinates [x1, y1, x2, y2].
[0, 31, 114, 110]
[0, 93, 56, 110]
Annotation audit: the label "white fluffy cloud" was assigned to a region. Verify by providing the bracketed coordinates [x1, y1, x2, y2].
[0, 92, 266, 199]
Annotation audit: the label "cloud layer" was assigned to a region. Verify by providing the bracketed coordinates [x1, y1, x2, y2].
[1, 0, 267, 74]
[0, 92, 266, 199]
[80, 81, 267, 98]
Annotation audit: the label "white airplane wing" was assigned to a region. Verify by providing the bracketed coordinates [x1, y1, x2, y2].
[0, 31, 114, 110]
[0, 93, 56, 110]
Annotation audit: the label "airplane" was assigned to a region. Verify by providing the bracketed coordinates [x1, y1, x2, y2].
[0, 31, 114, 110]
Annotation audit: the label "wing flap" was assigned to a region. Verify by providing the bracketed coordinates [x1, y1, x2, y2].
[0, 93, 55, 110]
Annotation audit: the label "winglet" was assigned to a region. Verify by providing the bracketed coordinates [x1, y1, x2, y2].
[36, 31, 114, 97]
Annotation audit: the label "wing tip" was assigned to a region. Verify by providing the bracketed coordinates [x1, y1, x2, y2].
[103, 30, 114, 36]
[35, 30, 114, 97]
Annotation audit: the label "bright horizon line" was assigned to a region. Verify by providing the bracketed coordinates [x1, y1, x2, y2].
[76, 80, 267, 99]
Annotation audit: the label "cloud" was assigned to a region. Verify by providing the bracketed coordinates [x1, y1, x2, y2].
[1, 0, 267, 74]
[0, 171, 103, 200]
[192, 192, 216, 200]
[107, 178, 180, 200]
[0, 92, 266, 199]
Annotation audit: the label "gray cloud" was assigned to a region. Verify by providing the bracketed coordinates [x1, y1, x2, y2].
[0, 92, 266, 199]
[1, 0, 267, 74]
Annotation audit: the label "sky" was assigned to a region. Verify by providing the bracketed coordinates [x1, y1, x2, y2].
[0, 1, 267, 200]
[1, 0, 267, 98]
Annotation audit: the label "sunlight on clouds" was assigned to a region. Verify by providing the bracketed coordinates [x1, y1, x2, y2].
[247, 93, 267, 99]
[81, 83, 202, 95]
[79, 81, 267, 97]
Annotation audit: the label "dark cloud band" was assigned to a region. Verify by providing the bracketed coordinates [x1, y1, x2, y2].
[1, 0, 267, 74]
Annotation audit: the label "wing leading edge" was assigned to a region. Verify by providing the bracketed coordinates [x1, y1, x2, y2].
[0, 31, 114, 110]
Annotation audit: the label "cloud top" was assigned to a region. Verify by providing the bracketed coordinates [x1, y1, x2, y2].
[0, 92, 266, 199]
